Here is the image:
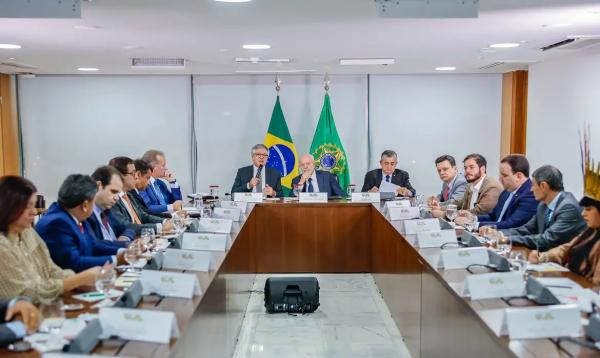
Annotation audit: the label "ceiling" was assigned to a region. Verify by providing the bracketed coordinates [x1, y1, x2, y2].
[1, 0, 600, 75]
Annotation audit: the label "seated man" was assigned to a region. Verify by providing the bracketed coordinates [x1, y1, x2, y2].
[130, 159, 172, 219]
[86, 166, 135, 243]
[140, 150, 184, 215]
[0, 298, 41, 347]
[432, 153, 502, 217]
[108, 157, 173, 233]
[142, 149, 183, 198]
[502, 165, 587, 251]
[291, 154, 343, 197]
[36, 174, 126, 272]
[433, 155, 467, 204]
[456, 154, 537, 230]
[231, 144, 283, 198]
[361, 150, 415, 197]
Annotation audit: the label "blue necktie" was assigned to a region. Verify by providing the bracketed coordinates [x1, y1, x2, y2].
[307, 178, 314, 193]
[152, 182, 166, 205]
[544, 208, 553, 228]
[385, 175, 390, 182]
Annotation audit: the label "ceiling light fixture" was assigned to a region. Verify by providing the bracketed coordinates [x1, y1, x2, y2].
[542, 23, 571, 28]
[0, 44, 21, 49]
[235, 69, 316, 73]
[490, 43, 520, 48]
[74, 25, 103, 30]
[435, 66, 456, 71]
[216, 0, 252, 2]
[242, 44, 271, 50]
[77, 67, 99, 72]
[339, 58, 395, 65]
[235, 57, 290, 63]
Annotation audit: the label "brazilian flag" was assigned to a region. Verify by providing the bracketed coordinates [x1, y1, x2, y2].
[309, 93, 350, 192]
[264, 96, 299, 196]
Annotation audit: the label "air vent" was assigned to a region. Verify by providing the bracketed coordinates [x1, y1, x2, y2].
[479, 60, 537, 71]
[541, 35, 600, 51]
[0, 61, 39, 70]
[131, 58, 185, 69]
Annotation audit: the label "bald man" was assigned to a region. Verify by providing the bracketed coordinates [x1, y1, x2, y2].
[291, 154, 344, 197]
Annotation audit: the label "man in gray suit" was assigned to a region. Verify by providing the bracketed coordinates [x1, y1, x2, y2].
[433, 155, 467, 204]
[502, 165, 587, 252]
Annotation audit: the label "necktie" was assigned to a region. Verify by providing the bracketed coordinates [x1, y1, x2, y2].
[122, 195, 142, 224]
[78, 222, 84, 234]
[307, 178, 314, 193]
[153, 182, 167, 205]
[544, 208, 553, 227]
[100, 212, 111, 232]
[443, 185, 450, 201]
[385, 175, 390, 182]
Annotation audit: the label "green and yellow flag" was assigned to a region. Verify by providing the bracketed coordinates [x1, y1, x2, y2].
[264, 96, 299, 196]
[309, 93, 350, 191]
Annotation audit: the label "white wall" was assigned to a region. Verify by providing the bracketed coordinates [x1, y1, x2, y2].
[192, 75, 368, 194]
[369, 74, 503, 196]
[527, 49, 600, 197]
[19, 75, 192, 202]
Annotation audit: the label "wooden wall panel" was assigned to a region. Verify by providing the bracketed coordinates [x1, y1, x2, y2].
[500, 70, 528, 157]
[0, 74, 21, 176]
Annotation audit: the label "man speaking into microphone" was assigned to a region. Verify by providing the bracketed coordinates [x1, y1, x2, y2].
[231, 144, 283, 198]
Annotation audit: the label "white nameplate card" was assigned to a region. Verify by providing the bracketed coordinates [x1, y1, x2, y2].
[299, 192, 328, 203]
[212, 207, 241, 222]
[386, 200, 411, 209]
[221, 200, 249, 213]
[182, 233, 227, 252]
[233, 192, 263, 203]
[500, 304, 581, 339]
[163, 249, 211, 272]
[141, 270, 201, 299]
[438, 247, 489, 270]
[463, 271, 525, 300]
[388, 207, 420, 221]
[352, 192, 380, 203]
[99, 307, 179, 344]
[197, 218, 232, 233]
[403, 218, 440, 235]
[415, 229, 457, 248]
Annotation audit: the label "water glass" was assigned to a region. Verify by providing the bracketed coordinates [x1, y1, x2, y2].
[293, 184, 302, 197]
[39, 298, 65, 334]
[446, 204, 458, 222]
[414, 194, 425, 209]
[209, 185, 220, 199]
[464, 213, 478, 232]
[481, 225, 498, 248]
[95, 266, 116, 297]
[346, 184, 356, 198]
[201, 205, 212, 218]
[173, 212, 186, 233]
[194, 197, 203, 210]
[509, 251, 527, 280]
[497, 234, 512, 256]
[140, 227, 155, 252]
[124, 241, 142, 272]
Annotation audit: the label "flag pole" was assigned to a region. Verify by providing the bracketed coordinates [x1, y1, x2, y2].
[275, 74, 282, 94]
[323, 73, 330, 92]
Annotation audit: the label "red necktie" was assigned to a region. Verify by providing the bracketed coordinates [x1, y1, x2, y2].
[100, 212, 111, 231]
[78, 222, 84, 233]
[443, 185, 450, 201]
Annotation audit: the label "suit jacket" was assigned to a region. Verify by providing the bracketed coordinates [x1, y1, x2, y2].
[86, 209, 135, 243]
[0, 299, 20, 348]
[35, 203, 119, 272]
[437, 173, 468, 204]
[231, 165, 283, 198]
[157, 178, 183, 200]
[451, 175, 502, 215]
[477, 178, 538, 230]
[110, 195, 162, 233]
[503, 192, 588, 252]
[291, 170, 344, 197]
[140, 179, 181, 214]
[361, 169, 416, 196]
[129, 189, 172, 219]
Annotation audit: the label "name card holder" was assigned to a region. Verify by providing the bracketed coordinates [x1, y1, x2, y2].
[386, 200, 411, 209]
[197, 218, 233, 233]
[351, 192, 380, 203]
[212, 207, 241, 222]
[388, 206, 421, 221]
[163, 249, 211, 272]
[233, 192, 263, 203]
[463, 271, 525, 300]
[182, 233, 228, 252]
[140, 270, 201, 299]
[99, 307, 179, 344]
[220, 200, 249, 213]
[299, 192, 328, 203]
[437, 247, 489, 270]
[500, 304, 581, 340]
[403, 218, 441, 235]
[415, 229, 457, 248]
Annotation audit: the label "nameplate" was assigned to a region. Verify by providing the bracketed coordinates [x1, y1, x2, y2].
[386, 200, 411, 209]
[212, 207, 241, 222]
[163, 249, 211, 272]
[415, 229, 457, 248]
[182, 233, 227, 251]
[351, 192, 380, 203]
[140, 270, 201, 299]
[403, 218, 440, 235]
[299, 192, 328, 203]
[463, 271, 525, 300]
[501, 304, 581, 340]
[388, 206, 420, 221]
[233, 192, 263, 203]
[221, 200, 249, 213]
[438, 247, 489, 270]
[196, 218, 232, 233]
[99, 307, 179, 344]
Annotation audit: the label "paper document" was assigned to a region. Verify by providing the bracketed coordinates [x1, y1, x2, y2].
[379, 180, 399, 193]
[526, 262, 570, 272]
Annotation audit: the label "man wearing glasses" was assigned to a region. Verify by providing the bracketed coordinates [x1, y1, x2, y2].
[231, 144, 283, 198]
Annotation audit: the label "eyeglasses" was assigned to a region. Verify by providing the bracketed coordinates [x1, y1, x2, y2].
[126, 171, 136, 176]
[253, 153, 269, 158]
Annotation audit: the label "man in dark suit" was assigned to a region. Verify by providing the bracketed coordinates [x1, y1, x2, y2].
[140, 150, 184, 215]
[291, 154, 343, 197]
[36, 174, 126, 272]
[502, 165, 587, 251]
[361, 150, 416, 197]
[0, 298, 40, 347]
[131, 159, 172, 219]
[457, 154, 537, 230]
[231, 144, 283, 198]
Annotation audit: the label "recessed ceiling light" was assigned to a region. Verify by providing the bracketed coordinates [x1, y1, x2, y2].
[339, 58, 395, 65]
[216, 0, 251, 2]
[542, 23, 571, 28]
[74, 25, 103, 30]
[235, 57, 290, 63]
[235, 69, 316, 73]
[0, 44, 21, 49]
[218, 48, 229, 52]
[77, 67, 99, 72]
[123, 45, 142, 50]
[7, 57, 15, 60]
[490, 43, 520, 48]
[242, 44, 271, 50]
[435, 66, 456, 71]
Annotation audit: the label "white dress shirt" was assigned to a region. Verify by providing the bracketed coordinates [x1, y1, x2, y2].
[469, 175, 486, 210]
[303, 171, 320, 192]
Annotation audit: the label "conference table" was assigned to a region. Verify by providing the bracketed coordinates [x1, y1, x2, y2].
[3, 199, 599, 357]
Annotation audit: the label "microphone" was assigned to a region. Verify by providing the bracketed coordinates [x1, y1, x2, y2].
[255, 164, 263, 179]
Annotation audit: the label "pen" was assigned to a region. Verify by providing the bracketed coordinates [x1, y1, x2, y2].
[83, 292, 105, 297]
